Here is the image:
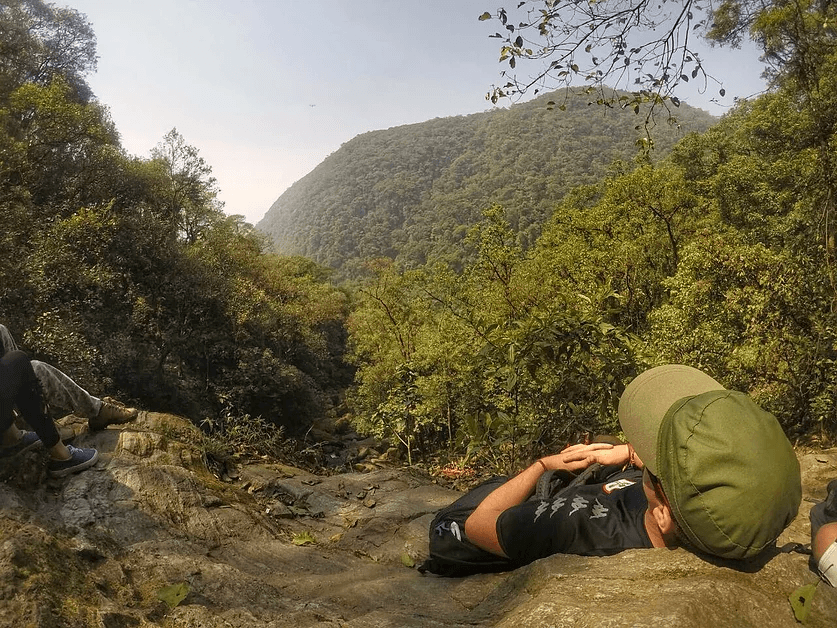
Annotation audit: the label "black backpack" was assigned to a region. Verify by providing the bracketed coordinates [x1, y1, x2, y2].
[418, 463, 615, 577]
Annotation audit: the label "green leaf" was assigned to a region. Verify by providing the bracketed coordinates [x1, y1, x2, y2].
[506, 372, 518, 391]
[157, 582, 190, 608]
[401, 552, 416, 568]
[478, 12, 492, 21]
[789, 581, 818, 623]
[292, 531, 317, 546]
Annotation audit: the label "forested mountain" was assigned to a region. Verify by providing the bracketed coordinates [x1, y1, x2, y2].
[258, 90, 716, 276]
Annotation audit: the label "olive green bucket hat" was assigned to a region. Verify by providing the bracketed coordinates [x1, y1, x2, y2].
[619, 365, 801, 560]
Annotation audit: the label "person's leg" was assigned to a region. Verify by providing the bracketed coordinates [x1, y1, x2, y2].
[1, 351, 61, 449]
[0, 324, 136, 429]
[0, 326, 100, 416]
[0, 351, 98, 475]
[30, 360, 137, 429]
[31, 360, 102, 417]
[811, 480, 837, 586]
[1, 377, 41, 454]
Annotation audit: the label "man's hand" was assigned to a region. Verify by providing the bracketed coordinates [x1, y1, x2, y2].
[540, 442, 630, 472]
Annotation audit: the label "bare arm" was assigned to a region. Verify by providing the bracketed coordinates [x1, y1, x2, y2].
[463, 442, 626, 556]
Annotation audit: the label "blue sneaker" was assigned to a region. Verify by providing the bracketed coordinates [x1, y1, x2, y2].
[0, 431, 42, 458]
[48, 445, 99, 477]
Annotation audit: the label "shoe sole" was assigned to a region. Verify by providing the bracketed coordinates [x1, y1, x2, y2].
[48, 449, 100, 478]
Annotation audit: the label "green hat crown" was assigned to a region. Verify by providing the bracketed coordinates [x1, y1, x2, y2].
[619, 365, 802, 560]
[658, 390, 801, 559]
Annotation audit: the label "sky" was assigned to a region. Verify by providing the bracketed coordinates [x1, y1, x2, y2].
[67, 0, 769, 226]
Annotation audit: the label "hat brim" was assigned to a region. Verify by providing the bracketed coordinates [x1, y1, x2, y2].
[618, 364, 724, 475]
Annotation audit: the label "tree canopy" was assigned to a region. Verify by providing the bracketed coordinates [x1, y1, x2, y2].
[343, 0, 837, 466]
[0, 0, 351, 441]
[3, 0, 837, 473]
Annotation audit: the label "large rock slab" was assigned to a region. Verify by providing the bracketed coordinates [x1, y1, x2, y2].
[0, 412, 835, 627]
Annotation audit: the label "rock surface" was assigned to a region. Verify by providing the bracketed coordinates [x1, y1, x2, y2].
[1, 411, 836, 627]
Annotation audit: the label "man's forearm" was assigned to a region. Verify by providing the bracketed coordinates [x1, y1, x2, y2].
[464, 461, 545, 556]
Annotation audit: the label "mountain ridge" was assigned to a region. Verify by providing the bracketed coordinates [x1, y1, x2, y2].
[258, 89, 717, 277]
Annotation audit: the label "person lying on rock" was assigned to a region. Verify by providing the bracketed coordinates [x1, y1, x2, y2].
[0, 350, 99, 477]
[0, 323, 137, 431]
[431, 365, 802, 573]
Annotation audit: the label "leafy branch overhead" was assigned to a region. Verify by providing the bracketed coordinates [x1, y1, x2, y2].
[483, 0, 837, 111]
[479, 0, 837, 115]
[479, 0, 731, 111]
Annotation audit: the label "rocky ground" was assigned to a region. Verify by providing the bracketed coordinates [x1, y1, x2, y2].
[1, 411, 836, 627]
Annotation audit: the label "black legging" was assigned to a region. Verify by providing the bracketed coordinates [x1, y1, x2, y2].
[0, 350, 60, 448]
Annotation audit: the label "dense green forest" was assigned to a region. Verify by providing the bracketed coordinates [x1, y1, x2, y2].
[258, 92, 716, 278]
[3, 0, 837, 473]
[342, 1, 837, 470]
[0, 0, 351, 446]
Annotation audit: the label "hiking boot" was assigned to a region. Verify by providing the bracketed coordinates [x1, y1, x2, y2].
[48, 445, 99, 477]
[0, 431, 42, 458]
[88, 399, 138, 431]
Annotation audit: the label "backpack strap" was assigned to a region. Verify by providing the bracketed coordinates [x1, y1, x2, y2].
[565, 462, 602, 488]
[535, 469, 568, 500]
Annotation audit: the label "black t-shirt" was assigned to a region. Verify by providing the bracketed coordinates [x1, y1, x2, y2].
[496, 467, 653, 565]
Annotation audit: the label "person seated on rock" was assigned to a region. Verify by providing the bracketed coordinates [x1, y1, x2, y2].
[810, 479, 837, 586]
[461, 364, 802, 567]
[1, 349, 99, 477]
[0, 323, 137, 431]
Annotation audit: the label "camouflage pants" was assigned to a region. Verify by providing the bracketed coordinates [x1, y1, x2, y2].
[0, 324, 102, 419]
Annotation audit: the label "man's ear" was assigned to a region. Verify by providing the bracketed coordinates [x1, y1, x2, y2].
[651, 502, 677, 538]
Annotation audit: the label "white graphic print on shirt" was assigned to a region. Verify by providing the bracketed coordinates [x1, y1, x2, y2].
[531, 477, 636, 523]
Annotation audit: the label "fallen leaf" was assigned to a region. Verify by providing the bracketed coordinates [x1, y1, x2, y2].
[157, 582, 190, 608]
[789, 581, 818, 623]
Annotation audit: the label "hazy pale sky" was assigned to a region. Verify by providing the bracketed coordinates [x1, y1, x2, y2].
[68, 0, 768, 226]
